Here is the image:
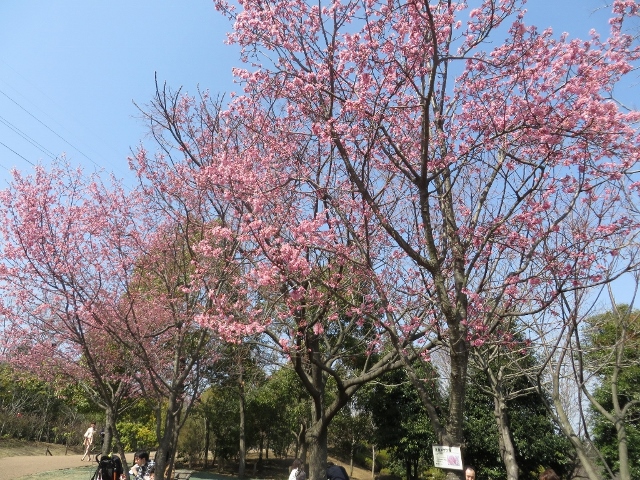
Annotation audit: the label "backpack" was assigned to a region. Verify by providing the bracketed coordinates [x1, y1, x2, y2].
[96, 454, 124, 480]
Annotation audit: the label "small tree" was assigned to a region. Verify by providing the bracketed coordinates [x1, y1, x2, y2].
[529, 277, 640, 480]
[246, 367, 306, 464]
[584, 301, 640, 480]
[464, 368, 572, 480]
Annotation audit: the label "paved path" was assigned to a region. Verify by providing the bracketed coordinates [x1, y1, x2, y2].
[0, 453, 102, 480]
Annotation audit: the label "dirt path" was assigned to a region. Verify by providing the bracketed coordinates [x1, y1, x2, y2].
[0, 453, 103, 480]
[0, 454, 230, 480]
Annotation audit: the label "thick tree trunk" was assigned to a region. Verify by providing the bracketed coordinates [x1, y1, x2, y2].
[297, 423, 307, 462]
[300, 437, 308, 465]
[615, 416, 631, 480]
[154, 394, 180, 480]
[493, 392, 519, 480]
[103, 408, 114, 456]
[443, 322, 469, 480]
[306, 424, 328, 480]
[104, 406, 129, 476]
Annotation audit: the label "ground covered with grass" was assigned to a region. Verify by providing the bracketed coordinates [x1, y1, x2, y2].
[0, 438, 82, 458]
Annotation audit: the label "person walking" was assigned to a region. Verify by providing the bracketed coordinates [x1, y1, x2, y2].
[81, 422, 96, 461]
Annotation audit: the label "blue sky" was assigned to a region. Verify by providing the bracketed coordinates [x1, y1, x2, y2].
[0, 0, 634, 303]
[0, 0, 616, 187]
[0, 0, 240, 188]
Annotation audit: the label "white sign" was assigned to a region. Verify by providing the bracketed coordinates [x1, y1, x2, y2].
[432, 445, 463, 470]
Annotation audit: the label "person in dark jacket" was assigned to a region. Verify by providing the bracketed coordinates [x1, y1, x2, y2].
[326, 462, 349, 480]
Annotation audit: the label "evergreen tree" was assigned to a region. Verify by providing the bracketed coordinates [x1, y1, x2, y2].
[360, 365, 443, 480]
[464, 369, 572, 480]
[585, 305, 640, 480]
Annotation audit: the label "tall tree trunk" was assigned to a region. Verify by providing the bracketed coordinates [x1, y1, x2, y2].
[349, 439, 354, 477]
[306, 424, 328, 480]
[551, 394, 602, 480]
[266, 436, 270, 460]
[493, 390, 519, 480]
[612, 344, 631, 480]
[238, 371, 246, 479]
[615, 415, 631, 480]
[103, 408, 114, 457]
[444, 309, 469, 480]
[155, 393, 181, 480]
[297, 423, 307, 461]
[204, 417, 210, 468]
[104, 406, 126, 470]
[371, 445, 375, 480]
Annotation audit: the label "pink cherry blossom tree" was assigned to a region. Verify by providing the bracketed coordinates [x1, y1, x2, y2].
[106, 219, 226, 480]
[132, 81, 419, 479]
[200, 1, 640, 479]
[0, 162, 148, 465]
[0, 161, 222, 480]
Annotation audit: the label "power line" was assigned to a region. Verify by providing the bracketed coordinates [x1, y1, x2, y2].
[0, 140, 35, 166]
[0, 88, 100, 169]
[0, 114, 58, 160]
[0, 61, 136, 192]
[0, 58, 125, 165]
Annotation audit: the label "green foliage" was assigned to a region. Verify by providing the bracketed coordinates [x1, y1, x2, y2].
[358, 365, 441, 480]
[374, 449, 391, 470]
[246, 367, 302, 458]
[0, 363, 92, 445]
[328, 403, 373, 460]
[586, 305, 640, 479]
[200, 385, 240, 461]
[116, 420, 156, 452]
[464, 370, 573, 480]
[114, 399, 156, 451]
[423, 467, 446, 480]
[177, 414, 206, 466]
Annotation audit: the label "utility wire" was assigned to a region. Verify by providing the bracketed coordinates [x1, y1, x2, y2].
[0, 58, 124, 165]
[0, 114, 58, 160]
[0, 140, 35, 166]
[0, 88, 100, 168]
[0, 61, 135, 191]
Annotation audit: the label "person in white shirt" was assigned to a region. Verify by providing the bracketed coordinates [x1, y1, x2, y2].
[81, 422, 96, 461]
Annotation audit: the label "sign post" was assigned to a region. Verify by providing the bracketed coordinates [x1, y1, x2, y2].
[432, 445, 463, 470]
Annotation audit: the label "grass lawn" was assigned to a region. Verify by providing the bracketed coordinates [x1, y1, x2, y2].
[0, 438, 82, 458]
